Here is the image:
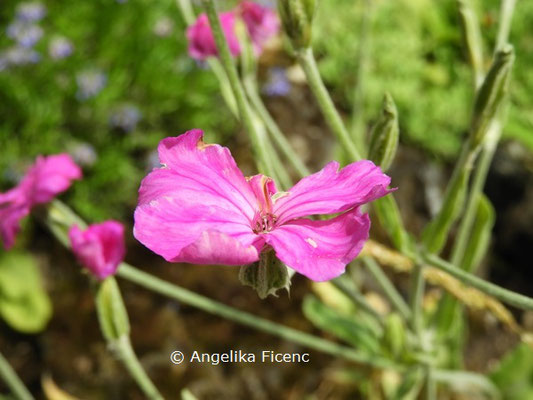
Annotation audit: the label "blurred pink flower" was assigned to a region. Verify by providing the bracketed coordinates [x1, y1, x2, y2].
[134, 130, 392, 281]
[186, 12, 241, 60]
[239, 1, 279, 54]
[69, 221, 126, 280]
[0, 154, 81, 249]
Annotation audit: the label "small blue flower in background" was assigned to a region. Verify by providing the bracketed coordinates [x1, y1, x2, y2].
[0, 46, 41, 69]
[16, 2, 47, 22]
[69, 143, 98, 167]
[7, 21, 43, 48]
[110, 105, 142, 132]
[262, 67, 291, 97]
[76, 69, 107, 100]
[49, 37, 73, 60]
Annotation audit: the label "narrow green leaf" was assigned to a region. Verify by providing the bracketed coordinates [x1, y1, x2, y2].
[368, 93, 399, 172]
[302, 295, 381, 355]
[461, 194, 495, 272]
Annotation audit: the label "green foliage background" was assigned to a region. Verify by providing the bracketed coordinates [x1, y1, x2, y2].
[314, 0, 533, 158]
[0, 0, 236, 221]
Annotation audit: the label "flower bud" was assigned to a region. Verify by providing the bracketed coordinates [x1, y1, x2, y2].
[96, 277, 130, 341]
[470, 45, 514, 147]
[368, 93, 399, 172]
[277, 0, 317, 49]
[239, 249, 290, 299]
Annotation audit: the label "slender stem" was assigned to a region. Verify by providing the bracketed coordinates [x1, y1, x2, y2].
[296, 47, 362, 161]
[437, 0, 516, 331]
[350, 0, 373, 154]
[113, 336, 164, 400]
[425, 365, 437, 400]
[0, 351, 34, 400]
[117, 264, 400, 370]
[495, 0, 517, 52]
[331, 277, 385, 327]
[243, 76, 310, 178]
[409, 262, 426, 335]
[424, 253, 533, 311]
[201, 0, 277, 179]
[362, 257, 412, 322]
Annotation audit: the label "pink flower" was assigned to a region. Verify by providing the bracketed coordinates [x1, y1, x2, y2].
[0, 154, 82, 249]
[239, 1, 280, 54]
[134, 130, 392, 281]
[69, 221, 126, 280]
[186, 12, 241, 61]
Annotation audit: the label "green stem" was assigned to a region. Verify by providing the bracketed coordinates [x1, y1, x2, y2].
[425, 365, 437, 400]
[0, 352, 34, 400]
[449, 123, 500, 271]
[409, 262, 426, 335]
[296, 47, 362, 161]
[201, 0, 277, 179]
[331, 276, 385, 327]
[424, 253, 533, 311]
[422, 144, 477, 254]
[350, 0, 373, 154]
[243, 76, 311, 178]
[113, 336, 164, 400]
[117, 264, 400, 370]
[495, 0, 517, 52]
[362, 257, 412, 322]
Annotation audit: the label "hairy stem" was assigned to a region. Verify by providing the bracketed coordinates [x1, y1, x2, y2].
[296, 47, 362, 161]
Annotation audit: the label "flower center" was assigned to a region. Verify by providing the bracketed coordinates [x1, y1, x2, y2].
[252, 212, 277, 234]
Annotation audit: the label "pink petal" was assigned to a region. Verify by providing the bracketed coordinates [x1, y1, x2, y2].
[186, 12, 241, 61]
[24, 154, 82, 205]
[0, 153, 81, 249]
[0, 188, 30, 249]
[69, 221, 125, 280]
[134, 130, 262, 264]
[265, 208, 370, 281]
[174, 230, 264, 265]
[239, 1, 280, 55]
[273, 160, 392, 223]
[247, 174, 277, 213]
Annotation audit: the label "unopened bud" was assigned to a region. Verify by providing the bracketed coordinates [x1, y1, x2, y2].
[368, 93, 399, 172]
[470, 45, 514, 147]
[239, 250, 290, 299]
[277, 0, 317, 49]
[96, 277, 130, 341]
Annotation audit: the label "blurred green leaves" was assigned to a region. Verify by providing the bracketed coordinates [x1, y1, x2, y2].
[313, 0, 533, 157]
[0, 252, 52, 333]
[0, 0, 236, 220]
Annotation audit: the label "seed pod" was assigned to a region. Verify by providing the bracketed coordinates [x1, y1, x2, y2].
[239, 250, 290, 299]
[470, 45, 514, 147]
[368, 93, 399, 172]
[277, 0, 317, 49]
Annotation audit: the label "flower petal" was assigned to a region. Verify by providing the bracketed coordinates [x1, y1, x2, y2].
[186, 12, 241, 61]
[0, 189, 30, 249]
[273, 160, 391, 223]
[154, 129, 257, 220]
[26, 154, 82, 205]
[265, 208, 370, 281]
[174, 230, 264, 265]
